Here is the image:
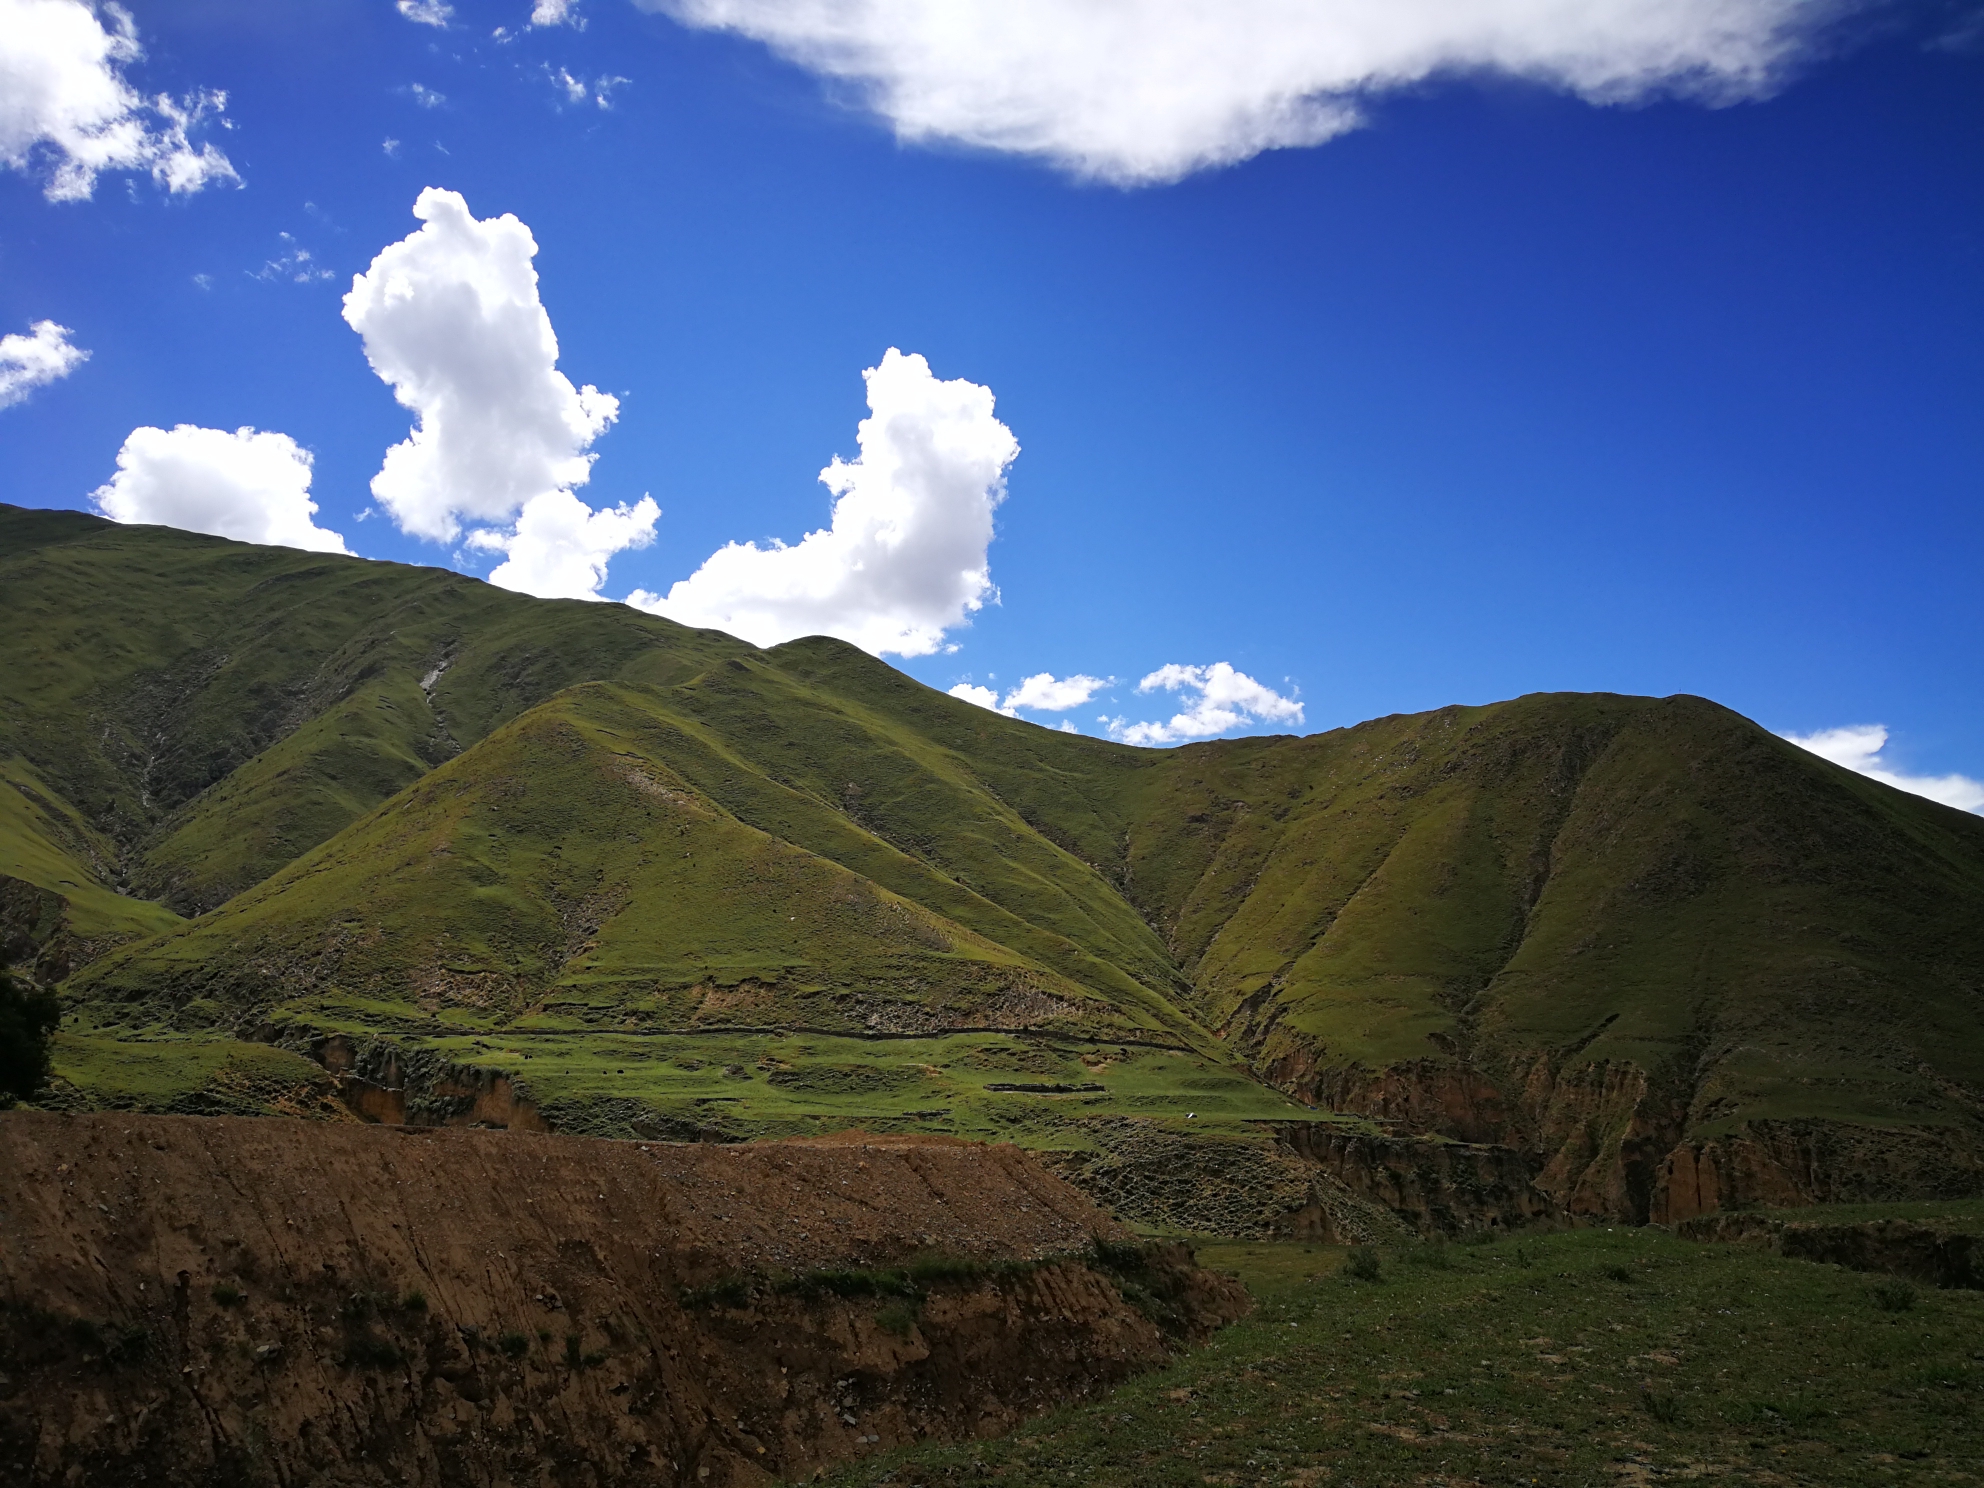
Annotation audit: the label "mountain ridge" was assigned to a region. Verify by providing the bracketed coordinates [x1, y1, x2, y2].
[5, 502, 1981, 1230]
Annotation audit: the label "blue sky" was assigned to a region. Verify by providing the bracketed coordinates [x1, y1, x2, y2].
[1, 0, 1979, 803]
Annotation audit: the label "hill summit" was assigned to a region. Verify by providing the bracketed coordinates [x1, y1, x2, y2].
[4, 502, 1982, 1229]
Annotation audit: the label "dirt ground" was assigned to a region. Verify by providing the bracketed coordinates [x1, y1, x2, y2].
[0, 1113, 1246, 1487]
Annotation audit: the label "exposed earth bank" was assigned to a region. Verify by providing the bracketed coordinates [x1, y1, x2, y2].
[0, 1113, 1247, 1487]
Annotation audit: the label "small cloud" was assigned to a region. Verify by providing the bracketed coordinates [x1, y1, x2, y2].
[396, 0, 453, 26]
[1003, 672, 1110, 712]
[409, 83, 446, 109]
[0, 320, 90, 410]
[949, 671, 1111, 722]
[531, 0, 583, 26]
[1106, 663, 1302, 747]
[1781, 725, 1984, 814]
[1058, 720, 1078, 734]
[545, 65, 628, 108]
[383, 137, 402, 157]
[192, 273, 213, 290]
[252, 232, 334, 284]
[948, 682, 1014, 717]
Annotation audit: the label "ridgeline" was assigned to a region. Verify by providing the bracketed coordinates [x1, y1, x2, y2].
[5, 502, 1982, 1230]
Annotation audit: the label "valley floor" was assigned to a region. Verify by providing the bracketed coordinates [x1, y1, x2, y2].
[819, 1217, 1984, 1487]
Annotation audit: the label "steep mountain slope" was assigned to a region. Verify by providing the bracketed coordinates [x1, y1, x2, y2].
[0, 503, 751, 921]
[8, 506, 1984, 1225]
[1102, 695, 1984, 1219]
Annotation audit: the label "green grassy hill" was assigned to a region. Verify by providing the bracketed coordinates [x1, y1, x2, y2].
[6, 504, 1982, 1226]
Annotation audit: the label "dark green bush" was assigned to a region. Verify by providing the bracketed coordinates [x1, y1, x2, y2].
[1344, 1247, 1383, 1283]
[498, 1331, 528, 1357]
[211, 1283, 245, 1308]
[0, 966, 60, 1104]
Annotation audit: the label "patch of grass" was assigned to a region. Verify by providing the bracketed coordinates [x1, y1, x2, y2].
[1643, 1387, 1684, 1424]
[1871, 1279, 1916, 1312]
[1404, 1241, 1455, 1270]
[875, 1299, 919, 1337]
[210, 1283, 244, 1308]
[819, 1227, 1984, 1488]
[497, 1331, 528, 1358]
[400, 1289, 427, 1312]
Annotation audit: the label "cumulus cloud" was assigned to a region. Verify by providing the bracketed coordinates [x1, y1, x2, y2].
[1106, 663, 1303, 746]
[397, 0, 453, 26]
[343, 188, 651, 599]
[89, 425, 349, 554]
[1005, 671, 1109, 712]
[467, 490, 660, 601]
[646, 0, 1852, 184]
[531, 0, 581, 25]
[0, 0, 238, 200]
[950, 671, 1110, 719]
[1782, 725, 1984, 815]
[0, 319, 88, 409]
[629, 348, 1018, 657]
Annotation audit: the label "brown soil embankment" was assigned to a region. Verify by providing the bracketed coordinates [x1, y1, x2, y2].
[0, 1113, 1246, 1487]
[1676, 1212, 1983, 1290]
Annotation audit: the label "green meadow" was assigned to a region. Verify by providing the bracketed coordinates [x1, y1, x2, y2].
[822, 1224, 1984, 1487]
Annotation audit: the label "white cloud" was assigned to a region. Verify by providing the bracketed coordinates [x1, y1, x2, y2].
[383, 137, 402, 157]
[467, 490, 659, 601]
[1782, 725, 1984, 815]
[409, 83, 447, 108]
[253, 233, 333, 284]
[343, 188, 648, 601]
[629, 348, 1018, 657]
[951, 670, 1111, 718]
[1106, 662, 1303, 746]
[0, 319, 88, 409]
[89, 425, 349, 554]
[343, 188, 619, 533]
[546, 65, 627, 107]
[948, 681, 1014, 716]
[0, 0, 238, 200]
[531, 0, 582, 25]
[397, 0, 453, 26]
[1004, 671, 1109, 712]
[646, 0, 1849, 184]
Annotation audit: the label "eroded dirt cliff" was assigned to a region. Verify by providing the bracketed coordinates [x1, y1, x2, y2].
[0, 1114, 1246, 1487]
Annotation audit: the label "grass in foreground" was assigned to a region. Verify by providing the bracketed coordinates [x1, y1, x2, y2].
[818, 1228, 1983, 1487]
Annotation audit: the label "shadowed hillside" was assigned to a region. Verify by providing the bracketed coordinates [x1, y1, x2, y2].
[6, 504, 1983, 1228]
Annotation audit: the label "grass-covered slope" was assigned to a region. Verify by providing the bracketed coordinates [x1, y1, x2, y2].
[73, 678, 1192, 1046]
[9, 507, 1984, 1222]
[0, 503, 751, 917]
